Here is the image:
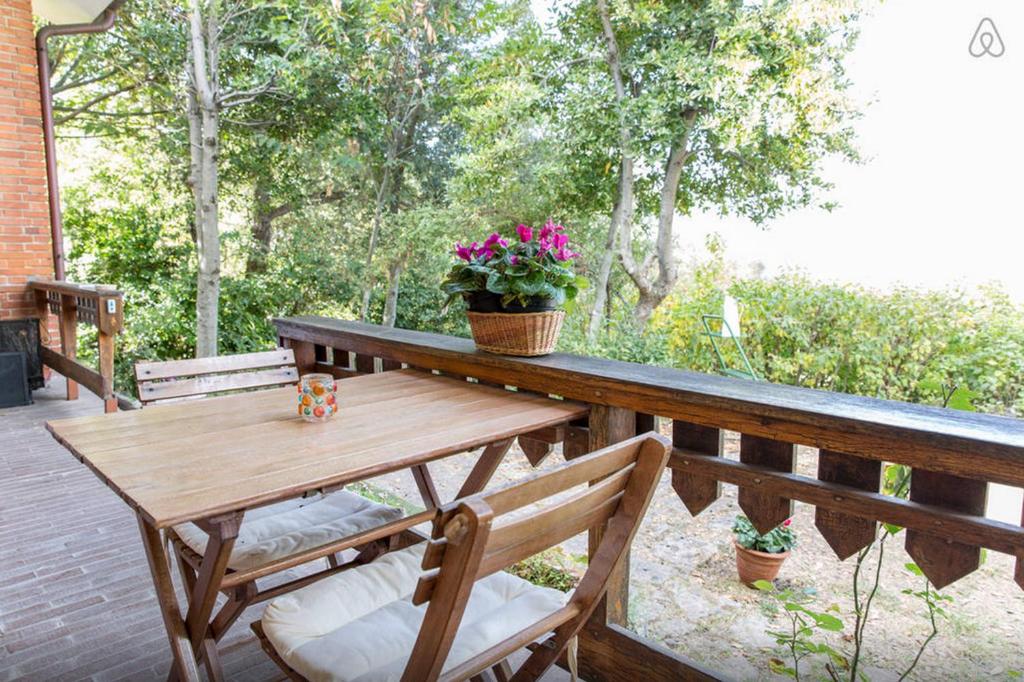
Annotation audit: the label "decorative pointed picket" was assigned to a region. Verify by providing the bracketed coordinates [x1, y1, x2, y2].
[671, 420, 723, 516]
[738, 435, 796, 534]
[905, 469, 987, 589]
[815, 450, 880, 559]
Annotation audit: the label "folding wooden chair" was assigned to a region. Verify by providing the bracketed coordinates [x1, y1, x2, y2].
[134, 349, 407, 643]
[252, 431, 671, 682]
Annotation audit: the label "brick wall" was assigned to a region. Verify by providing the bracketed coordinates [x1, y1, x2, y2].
[0, 0, 54, 322]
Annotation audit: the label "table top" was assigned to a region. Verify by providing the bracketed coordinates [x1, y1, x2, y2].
[47, 369, 588, 529]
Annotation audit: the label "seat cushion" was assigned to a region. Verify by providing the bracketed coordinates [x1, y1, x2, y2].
[173, 490, 403, 571]
[261, 544, 568, 682]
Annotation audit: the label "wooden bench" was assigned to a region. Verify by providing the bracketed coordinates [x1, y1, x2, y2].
[134, 348, 299, 406]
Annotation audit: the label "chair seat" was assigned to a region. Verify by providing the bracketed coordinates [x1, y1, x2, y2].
[173, 491, 404, 572]
[260, 544, 568, 682]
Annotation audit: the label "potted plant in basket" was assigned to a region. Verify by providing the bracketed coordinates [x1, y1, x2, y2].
[732, 515, 796, 586]
[441, 220, 588, 356]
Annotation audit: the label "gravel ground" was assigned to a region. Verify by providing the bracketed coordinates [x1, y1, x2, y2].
[364, 428, 1024, 682]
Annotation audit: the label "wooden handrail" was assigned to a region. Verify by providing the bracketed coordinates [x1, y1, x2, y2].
[30, 278, 124, 413]
[274, 315, 1024, 682]
[274, 316, 1024, 485]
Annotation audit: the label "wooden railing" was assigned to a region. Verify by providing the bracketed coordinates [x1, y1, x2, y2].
[30, 279, 124, 413]
[274, 316, 1024, 682]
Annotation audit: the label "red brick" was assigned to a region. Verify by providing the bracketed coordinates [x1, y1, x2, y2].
[0, 0, 51, 323]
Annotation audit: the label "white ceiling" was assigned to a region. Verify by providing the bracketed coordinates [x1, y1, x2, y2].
[32, 0, 116, 25]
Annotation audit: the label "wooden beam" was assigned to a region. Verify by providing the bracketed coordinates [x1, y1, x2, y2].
[272, 317, 1024, 487]
[40, 346, 106, 398]
[576, 622, 719, 682]
[671, 449, 1024, 557]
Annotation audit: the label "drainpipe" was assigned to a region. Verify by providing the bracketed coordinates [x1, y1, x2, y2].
[36, 1, 125, 280]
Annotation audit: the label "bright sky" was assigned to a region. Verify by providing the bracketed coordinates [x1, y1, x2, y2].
[535, 0, 1024, 299]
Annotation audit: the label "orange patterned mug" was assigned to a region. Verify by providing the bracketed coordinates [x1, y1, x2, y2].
[297, 373, 338, 422]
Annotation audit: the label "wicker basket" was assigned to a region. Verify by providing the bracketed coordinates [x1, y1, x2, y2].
[466, 310, 565, 357]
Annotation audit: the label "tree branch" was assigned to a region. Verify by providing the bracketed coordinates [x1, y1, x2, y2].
[52, 83, 143, 125]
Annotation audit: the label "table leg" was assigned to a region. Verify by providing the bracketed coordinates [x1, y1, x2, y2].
[210, 583, 257, 641]
[411, 464, 442, 508]
[457, 438, 514, 498]
[137, 516, 202, 682]
[170, 512, 242, 682]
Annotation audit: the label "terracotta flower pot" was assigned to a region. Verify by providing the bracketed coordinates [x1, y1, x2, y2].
[734, 540, 789, 587]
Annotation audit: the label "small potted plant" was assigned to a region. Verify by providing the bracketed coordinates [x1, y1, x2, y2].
[441, 220, 588, 356]
[732, 515, 796, 586]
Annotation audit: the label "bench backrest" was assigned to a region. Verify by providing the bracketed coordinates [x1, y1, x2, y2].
[404, 431, 671, 682]
[134, 348, 299, 407]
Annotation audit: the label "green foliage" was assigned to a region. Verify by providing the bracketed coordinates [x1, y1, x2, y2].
[733, 515, 797, 554]
[646, 245, 1024, 416]
[507, 547, 584, 592]
[756, 580, 847, 681]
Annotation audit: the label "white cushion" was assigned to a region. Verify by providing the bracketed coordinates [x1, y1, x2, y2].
[261, 544, 568, 682]
[173, 491, 403, 571]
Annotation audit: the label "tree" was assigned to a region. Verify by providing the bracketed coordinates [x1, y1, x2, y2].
[556, 0, 864, 327]
[184, 0, 322, 356]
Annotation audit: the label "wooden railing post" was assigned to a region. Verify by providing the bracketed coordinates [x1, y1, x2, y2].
[96, 289, 122, 413]
[588, 405, 636, 627]
[354, 353, 375, 375]
[332, 348, 352, 372]
[98, 329, 116, 413]
[59, 293, 78, 401]
[283, 338, 316, 375]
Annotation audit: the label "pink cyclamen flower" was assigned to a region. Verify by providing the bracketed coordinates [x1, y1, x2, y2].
[516, 223, 533, 242]
[552, 232, 569, 249]
[554, 247, 578, 261]
[783, 518, 792, 527]
[509, 254, 519, 265]
[484, 232, 503, 248]
[455, 243, 472, 261]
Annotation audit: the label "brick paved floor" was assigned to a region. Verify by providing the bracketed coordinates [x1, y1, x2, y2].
[0, 377, 567, 682]
[0, 377, 285, 681]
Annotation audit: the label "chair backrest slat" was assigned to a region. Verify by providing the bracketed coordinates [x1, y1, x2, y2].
[420, 464, 634, 572]
[431, 439, 642, 537]
[402, 432, 671, 682]
[135, 349, 298, 406]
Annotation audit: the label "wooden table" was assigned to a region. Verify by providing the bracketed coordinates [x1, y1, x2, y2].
[47, 369, 588, 681]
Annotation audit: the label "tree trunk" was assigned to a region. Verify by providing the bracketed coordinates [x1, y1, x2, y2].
[186, 88, 202, 247]
[247, 182, 273, 274]
[194, 105, 220, 357]
[359, 163, 392, 322]
[587, 159, 631, 341]
[627, 123, 695, 323]
[189, 0, 220, 358]
[382, 258, 404, 328]
[633, 291, 660, 328]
